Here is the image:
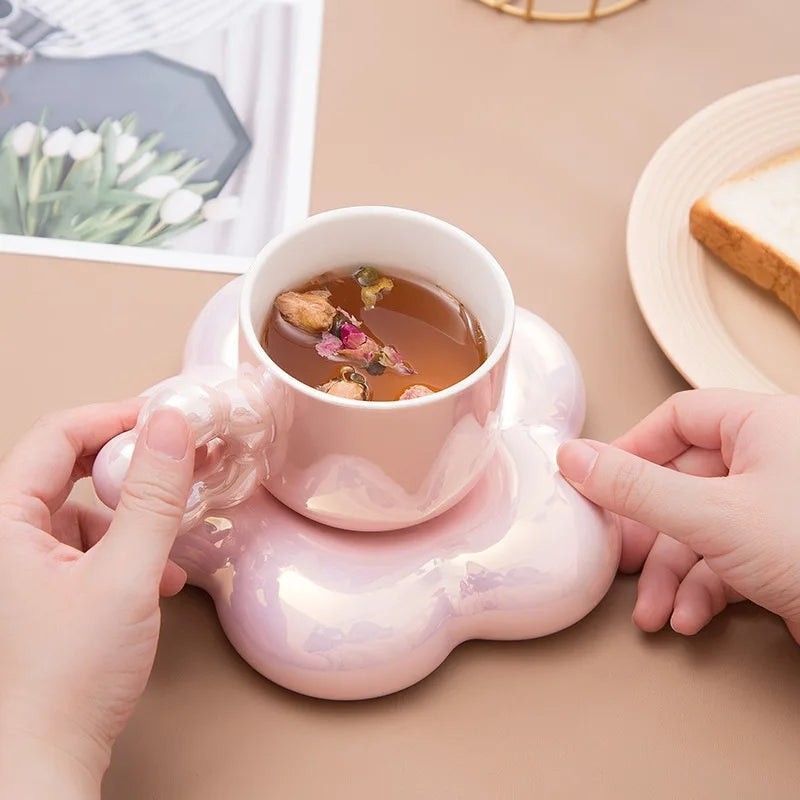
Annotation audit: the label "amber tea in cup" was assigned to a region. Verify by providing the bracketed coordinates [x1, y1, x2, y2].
[262, 266, 487, 402]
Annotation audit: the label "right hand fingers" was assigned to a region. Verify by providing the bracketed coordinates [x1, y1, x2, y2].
[557, 438, 741, 548]
[633, 533, 699, 632]
[670, 560, 743, 635]
[88, 408, 194, 589]
[612, 388, 764, 466]
[621, 444, 730, 630]
[617, 445, 728, 573]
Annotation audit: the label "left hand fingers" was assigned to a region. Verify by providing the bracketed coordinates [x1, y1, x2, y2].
[0, 400, 142, 525]
[51, 502, 113, 550]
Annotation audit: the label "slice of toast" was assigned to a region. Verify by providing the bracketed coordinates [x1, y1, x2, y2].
[689, 149, 800, 319]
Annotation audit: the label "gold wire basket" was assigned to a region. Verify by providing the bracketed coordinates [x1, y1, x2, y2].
[474, 0, 644, 22]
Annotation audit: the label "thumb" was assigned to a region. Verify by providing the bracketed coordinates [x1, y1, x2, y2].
[557, 439, 729, 545]
[92, 408, 194, 587]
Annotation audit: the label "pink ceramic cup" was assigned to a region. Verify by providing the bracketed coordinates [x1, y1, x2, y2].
[93, 207, 515, 532]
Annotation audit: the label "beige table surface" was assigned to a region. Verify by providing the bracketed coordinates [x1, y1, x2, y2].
[3, 1, 800, 797]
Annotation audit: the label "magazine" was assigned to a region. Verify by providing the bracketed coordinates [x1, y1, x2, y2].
[0, 0, 323, 273]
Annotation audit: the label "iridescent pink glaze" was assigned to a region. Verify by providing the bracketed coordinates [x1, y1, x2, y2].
[93, 208, 515, 532]
[167, 279, 618, 700]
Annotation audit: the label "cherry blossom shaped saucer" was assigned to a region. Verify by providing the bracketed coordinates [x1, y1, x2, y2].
[169, 278, 620, 700]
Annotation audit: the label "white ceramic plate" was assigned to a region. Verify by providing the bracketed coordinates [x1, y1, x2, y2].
[627, 74, 800, 394]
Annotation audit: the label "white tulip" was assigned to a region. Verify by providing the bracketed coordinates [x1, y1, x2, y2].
[115, 133, 139, 165]
[201, 195, 241, 222]
[159, 189, 203, 225]
[135, 175, 181, 199]
[111, 120, 123, 135]
[11, 122, 41, 157]
[69, 130, 102, 162]
[118, 151, 155, 183]
[42, 127, 76, 158]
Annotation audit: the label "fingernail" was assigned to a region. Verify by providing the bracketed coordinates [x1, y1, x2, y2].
[145, 408, 190, 461]
[161, 560, 189, 597]
[172, 562, 188, 591]
[557, 439, 601, 484]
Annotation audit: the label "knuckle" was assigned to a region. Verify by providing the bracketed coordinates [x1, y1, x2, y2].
[33, 409, 68, 431]
[666, 389, 694, 414]
[0, 497, 28, 522]
[32, 409, 85, 448]
[671, 389, 694, 403]
[118, 476, 185, 521]
[0, 495, 49, 528]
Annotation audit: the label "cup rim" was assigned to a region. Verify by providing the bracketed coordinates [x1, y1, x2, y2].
[239, 206, 515, 409]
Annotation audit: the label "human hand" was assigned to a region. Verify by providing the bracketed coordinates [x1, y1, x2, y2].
[557, 390, 800, 643]
[0, 402, 194, 799]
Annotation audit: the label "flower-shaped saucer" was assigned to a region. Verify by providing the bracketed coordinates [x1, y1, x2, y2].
[168, 278, 620, 700]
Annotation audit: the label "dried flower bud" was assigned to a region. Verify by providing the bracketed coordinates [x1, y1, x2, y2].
[355, 266, 381, 286]
[276, 291, 336, 333]
[330, 308, 361, 338]
[399, 385, 435, 401]
[315, 330, 415, 375]
[320, 380, 367, 400]
[340, 337, 382, 364]
[354, 266, 394, 309]
[340, 322, 367, 349]
[318, 367, 370, 400]
[361, 276, 394, 310]
[378, 345, 415, 375]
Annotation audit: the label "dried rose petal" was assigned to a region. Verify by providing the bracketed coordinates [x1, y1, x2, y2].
[330, 308, 362, 338]
[399, 385, 435, 401]
[316, 332, 344, 359]
[276, 291, 336, 333]
[378, 345, 416, 375]
[316, 327, 415, 375]
[340, 322, 367, 349]
[337, 308, 361, 325]
[316, 333, 381, 367]
[338, 338, 382, 364]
